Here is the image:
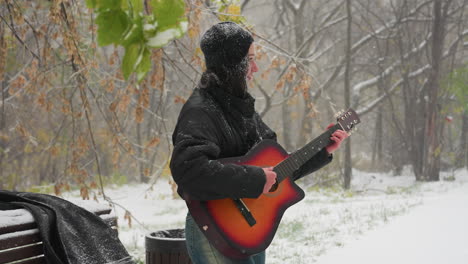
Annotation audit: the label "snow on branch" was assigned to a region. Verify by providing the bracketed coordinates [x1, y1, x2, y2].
[350, 0, 433, 54]
[352, 35, 430, 95]
[356, 64, 431, 116]
[315, 1, 433, 98]
[355, 28, 468, 116]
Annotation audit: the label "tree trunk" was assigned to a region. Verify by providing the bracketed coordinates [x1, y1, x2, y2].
[372, 106, 383, 170]
[343, 0, 353, 189]
[458, 111, 468, 168]
[0, 23, 5, 190]
[0, 79, 5, 190]
[281, 92, 294, 152]
[422, 0, 449, 181]
[292, 1, 312, 148]
[136, 121, 148, 183]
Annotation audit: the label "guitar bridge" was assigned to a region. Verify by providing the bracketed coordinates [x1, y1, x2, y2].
[233, 199, 256, 227]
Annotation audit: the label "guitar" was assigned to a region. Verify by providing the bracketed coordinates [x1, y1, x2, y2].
[184, 109, 360, 259]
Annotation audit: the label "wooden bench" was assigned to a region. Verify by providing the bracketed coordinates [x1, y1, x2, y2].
[0, 200, 118, 264]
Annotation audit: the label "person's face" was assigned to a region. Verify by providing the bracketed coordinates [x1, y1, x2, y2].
[247, 43, 258, 81]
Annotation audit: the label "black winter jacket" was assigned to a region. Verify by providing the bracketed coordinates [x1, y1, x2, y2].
[170, 84, 332, 201]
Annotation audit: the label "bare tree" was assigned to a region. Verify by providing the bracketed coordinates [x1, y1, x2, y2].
[343, 0, 353, 188]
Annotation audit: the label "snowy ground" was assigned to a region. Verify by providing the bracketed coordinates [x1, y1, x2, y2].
[315, 177, 468, 264]
[62, 168, 468, 263]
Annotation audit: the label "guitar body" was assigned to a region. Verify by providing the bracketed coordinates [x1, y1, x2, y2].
[185, 140, 305, 259]
[184, 108, 361, 259]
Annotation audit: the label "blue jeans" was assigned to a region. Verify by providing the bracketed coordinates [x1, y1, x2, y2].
[185, 214, 266, 264]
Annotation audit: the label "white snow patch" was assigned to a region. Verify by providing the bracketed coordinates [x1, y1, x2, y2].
[0, 209, 35, 227]
[0, 228, 39, 240]
[56, 168, 468, 263]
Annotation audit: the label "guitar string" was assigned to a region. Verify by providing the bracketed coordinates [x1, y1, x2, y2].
[274, 125, 338, 183]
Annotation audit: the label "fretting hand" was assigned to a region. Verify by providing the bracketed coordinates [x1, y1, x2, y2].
[325, 123, 349, 154]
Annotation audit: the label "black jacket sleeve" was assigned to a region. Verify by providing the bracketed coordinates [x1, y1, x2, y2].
[292, 148, 333, 181]
[170, 108, 266, 200]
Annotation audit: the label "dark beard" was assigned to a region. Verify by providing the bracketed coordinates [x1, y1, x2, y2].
[199, 57, 249, 98]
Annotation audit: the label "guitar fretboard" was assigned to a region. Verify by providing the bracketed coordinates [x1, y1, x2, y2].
[273, 124, 341, 183]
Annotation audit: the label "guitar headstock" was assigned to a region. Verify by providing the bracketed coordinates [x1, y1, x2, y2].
[335, 108, 360, 133]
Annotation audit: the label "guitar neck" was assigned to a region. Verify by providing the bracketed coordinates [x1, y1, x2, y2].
[273, 123, 342, 183]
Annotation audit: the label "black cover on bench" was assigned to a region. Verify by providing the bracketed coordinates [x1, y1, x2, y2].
[0, 190, 134, 264]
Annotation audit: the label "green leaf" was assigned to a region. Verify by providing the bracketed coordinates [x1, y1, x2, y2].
[121, 15, 144, 46]
[122, 43, 152, 81]
[122, 43, 142, 80]
[146, 20, 188, 48]
[136, 47, 151, 82]
[95, 0, 122, 10]
[95, 9, 129, 46]
[445, 66, 468, 111]
[130, 0, 144, 17]
[85, 0, 97, 8]
[151, 0, 185, 30]
[122, 44, 151, 82]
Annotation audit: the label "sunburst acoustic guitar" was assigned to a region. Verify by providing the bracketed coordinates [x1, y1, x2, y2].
[184, 108, 360, 259]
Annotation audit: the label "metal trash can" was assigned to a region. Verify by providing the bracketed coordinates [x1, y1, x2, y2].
[145, 228, 192, 264]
